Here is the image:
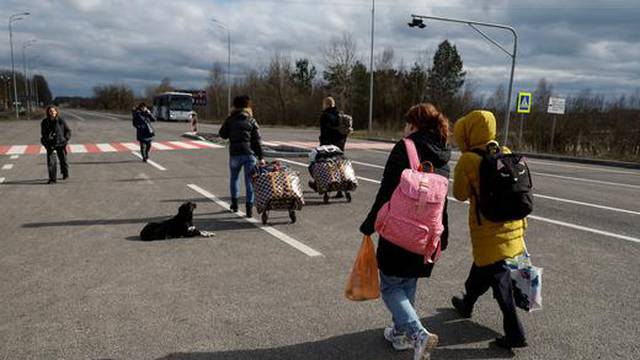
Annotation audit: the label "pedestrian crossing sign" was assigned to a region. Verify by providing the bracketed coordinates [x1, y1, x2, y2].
[517, 92, 532, 114]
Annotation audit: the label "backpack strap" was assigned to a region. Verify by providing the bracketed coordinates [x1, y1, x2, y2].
[469, 148, 485, 226]
[403, 138, 420, 171]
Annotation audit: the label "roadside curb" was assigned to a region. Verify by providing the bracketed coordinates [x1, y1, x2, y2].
[181, 132, 310, 158]
[361, 137, 640, 170]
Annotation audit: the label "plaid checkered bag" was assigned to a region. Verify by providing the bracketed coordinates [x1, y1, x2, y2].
[253, 167, 304, 214]
[312, 159, 358, 193]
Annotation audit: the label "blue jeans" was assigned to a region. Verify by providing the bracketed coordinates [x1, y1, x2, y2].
[380, 272, 426, 338]
[229, 154, 257, 203]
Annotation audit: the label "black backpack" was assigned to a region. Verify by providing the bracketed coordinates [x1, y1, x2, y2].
[472, 144, 533, 224]
[334, 112, 354, 136]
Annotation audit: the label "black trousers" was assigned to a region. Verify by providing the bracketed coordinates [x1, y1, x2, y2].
[463, 261, 525, 341]
[46, 147, 69, 181]
[140, 140, 152, 160]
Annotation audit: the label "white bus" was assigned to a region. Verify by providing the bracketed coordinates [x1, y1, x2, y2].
[152, 92, 193, 121]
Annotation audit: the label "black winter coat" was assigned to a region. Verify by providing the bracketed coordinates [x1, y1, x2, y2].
[132, 110, 156, 141]
[360, 129, 451, 278]
[40, 117, 71, 149]
[319, 107, 347, 150]
[219, 110, 264, 159]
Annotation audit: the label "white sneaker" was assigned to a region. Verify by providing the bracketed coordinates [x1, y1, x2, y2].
[413, 330, 439, 360]
[383, 326, 412, 351]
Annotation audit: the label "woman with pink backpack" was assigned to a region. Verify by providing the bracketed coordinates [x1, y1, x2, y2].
[360, 103, 451, 360]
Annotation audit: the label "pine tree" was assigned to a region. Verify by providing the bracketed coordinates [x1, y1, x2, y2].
[426, 40, 466, 111]
[290, 59, 316, 94]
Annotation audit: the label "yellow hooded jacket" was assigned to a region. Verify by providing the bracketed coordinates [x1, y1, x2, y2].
[453, 110, 526, 266]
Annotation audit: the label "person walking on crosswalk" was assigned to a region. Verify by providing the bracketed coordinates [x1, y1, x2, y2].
[132, 103, 156, 162]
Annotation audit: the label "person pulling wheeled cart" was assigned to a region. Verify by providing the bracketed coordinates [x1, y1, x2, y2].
[308, 96, 354, 200]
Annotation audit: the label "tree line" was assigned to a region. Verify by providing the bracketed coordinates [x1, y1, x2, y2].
[83, 34, 640, 161]
[0, 69, 53, 111]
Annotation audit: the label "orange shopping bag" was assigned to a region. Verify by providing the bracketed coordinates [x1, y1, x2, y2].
[345, 235, 380, 301]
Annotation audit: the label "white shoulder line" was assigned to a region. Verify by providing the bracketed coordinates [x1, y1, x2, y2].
[2, 164, 14, 170]
[534, 172, 640, 190]
[187, 184, 323, 257]
[277, 157, 640, 244]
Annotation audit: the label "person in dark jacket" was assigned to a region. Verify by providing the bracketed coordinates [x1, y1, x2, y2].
[219, 95, 265, 217]
[40, 106, 72, 184]
[314, 96, 350, 198]
[132, 103, 156, 162]
[360, 103, 451, 359]
[319, 96, 347, 151]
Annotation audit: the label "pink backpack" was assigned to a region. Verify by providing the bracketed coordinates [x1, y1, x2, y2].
[374, 138, 449, 264]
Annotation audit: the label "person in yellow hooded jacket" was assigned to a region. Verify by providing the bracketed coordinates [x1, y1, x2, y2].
[450, 110, 528, 349]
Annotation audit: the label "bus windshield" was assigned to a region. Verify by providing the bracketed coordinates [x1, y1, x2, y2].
[170, 96, 193, 111]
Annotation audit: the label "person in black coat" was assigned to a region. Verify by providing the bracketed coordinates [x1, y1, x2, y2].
[132, 103, 156, 162]
[316, 96, 350, 198]
[319, 96, 347, 151]
[40, 106, 71, 184]
[359, 103, 451, 358]
[218, 95, 265, 217]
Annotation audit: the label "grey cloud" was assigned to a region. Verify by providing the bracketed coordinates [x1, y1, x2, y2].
[0, 0, 638, 98]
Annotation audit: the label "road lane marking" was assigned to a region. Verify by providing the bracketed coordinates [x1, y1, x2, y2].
[65, 111, 86, 122]
[533, 172, 640, 190]
[2, 164, 14, 170]
[0, 177, 4, 184]
[189, 140, 224, 149]
[96, 143, 117, 152]
[527, 215, 640, 244]
[131, 152, 167, 171]
[10, 155, 18, 160]
[168, 141, 199, 149]
[348, 158, 640, 215]
[7, 145, 27, 155]
[151, 142, 172, 150]
[278, 158, 640, 244]
[122, 142, 140, 151]
[68, 144, 87, 153]
[351, 160, 384, 169]
[526, 159, 640, 175]
[534, 194, 640, 216]
[187, 184, 323, 257]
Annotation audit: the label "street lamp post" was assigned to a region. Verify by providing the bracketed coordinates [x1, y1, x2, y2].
[30, 56, 40, 109]
[408, 14, 518, 146]
[368, 0, 375, 134]
[212, 19, 231, 115]
[9, 12, 30, 119]
[22, 39, 37, 114]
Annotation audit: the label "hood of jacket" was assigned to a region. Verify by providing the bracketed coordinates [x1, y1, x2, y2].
[454, 110, 497, 152]
[408, 129, 451, 169]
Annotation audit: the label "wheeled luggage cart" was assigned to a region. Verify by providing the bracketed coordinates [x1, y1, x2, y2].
[252, 162, 304, 225]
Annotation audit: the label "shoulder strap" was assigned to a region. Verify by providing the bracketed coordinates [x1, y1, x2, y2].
[403, 138, 420, 170]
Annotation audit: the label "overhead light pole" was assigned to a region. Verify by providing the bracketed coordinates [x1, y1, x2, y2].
[27, 55, 40, 112]
[22, 39, 37, 114]
[408, 14, 518, 146]
[211, 18, 231, 115]
[368, 0, 375, 134]
[9, 12, 30, 119]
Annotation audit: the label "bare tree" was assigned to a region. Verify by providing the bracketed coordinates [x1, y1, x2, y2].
[322, 32, 357, 111]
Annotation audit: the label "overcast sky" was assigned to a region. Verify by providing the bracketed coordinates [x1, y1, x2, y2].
[1, 0, 639, 100]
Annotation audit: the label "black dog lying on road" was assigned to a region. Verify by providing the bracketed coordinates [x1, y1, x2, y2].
[140, 202, 214, 241]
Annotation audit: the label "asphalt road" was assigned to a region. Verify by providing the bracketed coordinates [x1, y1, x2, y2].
[1, 109, 638, 360]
